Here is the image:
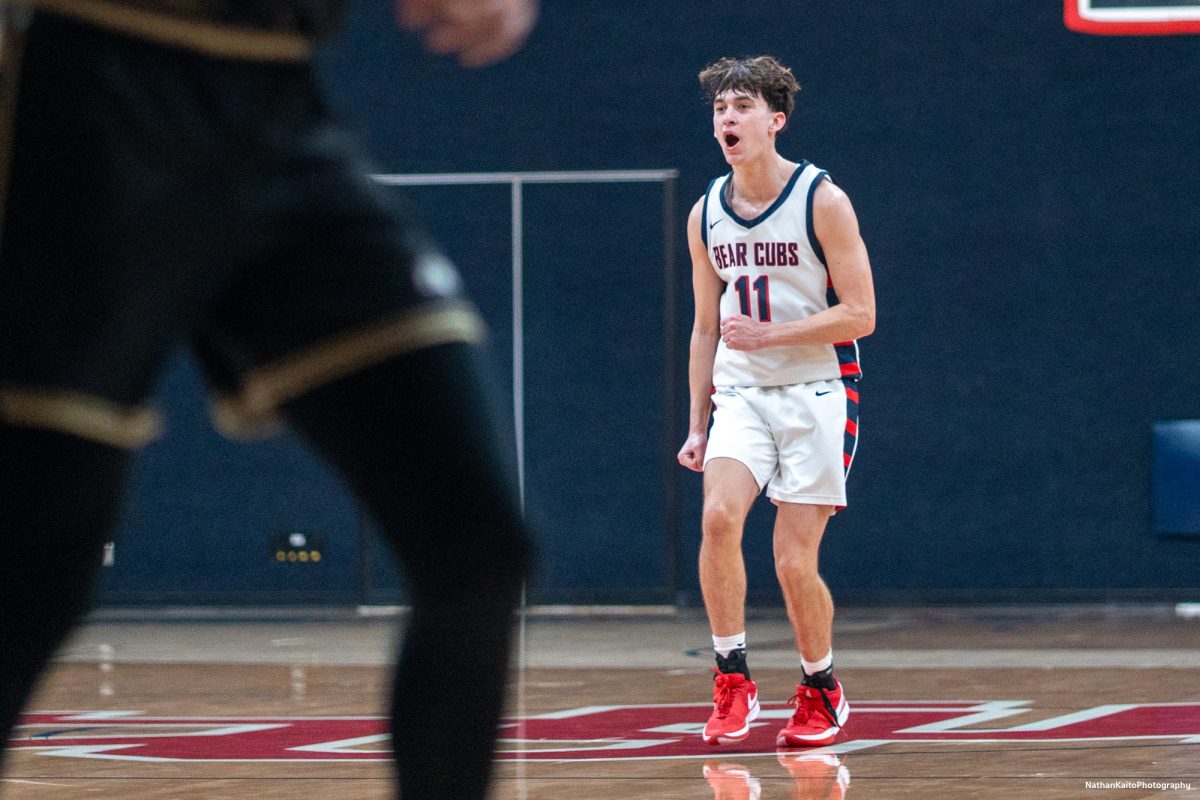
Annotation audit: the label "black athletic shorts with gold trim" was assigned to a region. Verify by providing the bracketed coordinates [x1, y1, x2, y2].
[0, 10, 484, 449]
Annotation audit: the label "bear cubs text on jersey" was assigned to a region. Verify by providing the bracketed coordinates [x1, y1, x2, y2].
[710, 241, 800, 269]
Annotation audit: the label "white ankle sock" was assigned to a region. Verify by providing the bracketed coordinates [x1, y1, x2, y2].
[802, 650, 833, 675]
[712, 632, 746, 658]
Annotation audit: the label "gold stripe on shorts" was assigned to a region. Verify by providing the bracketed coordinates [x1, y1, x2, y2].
[8, 0, 312, 61]
[0, 387, 163, 448]
[212, 303, 487, 439]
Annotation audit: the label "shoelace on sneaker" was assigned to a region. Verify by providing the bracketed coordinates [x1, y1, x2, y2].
[711, 669, 745, 718]
[787, 685, 840, 729]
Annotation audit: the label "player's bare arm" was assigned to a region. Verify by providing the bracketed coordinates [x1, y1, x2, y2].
[720, 181, 875, 352]
[677, 198, 726, 472]
[397, 0, 538, 66]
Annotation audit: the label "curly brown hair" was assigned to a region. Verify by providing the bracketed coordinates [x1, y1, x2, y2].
[698, 56, 801, 129]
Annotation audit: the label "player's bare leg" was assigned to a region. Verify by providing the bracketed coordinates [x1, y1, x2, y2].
[772, 502, 835, 660]
[773, 501, 848, 747]
[698, 457, 761, 744]
[700, 457, 759, 638]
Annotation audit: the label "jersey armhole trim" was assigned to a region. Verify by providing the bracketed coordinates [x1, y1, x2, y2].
[700, 177, 719, 248]
[805, 171, 832, 266]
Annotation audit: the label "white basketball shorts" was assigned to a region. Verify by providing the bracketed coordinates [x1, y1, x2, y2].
[703, 378, 860, 507]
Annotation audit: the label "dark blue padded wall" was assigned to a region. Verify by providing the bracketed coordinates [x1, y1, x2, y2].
[99, 1, 1200, 605]
[515, 183, 670, 602]
[321, 0, 1200, 604]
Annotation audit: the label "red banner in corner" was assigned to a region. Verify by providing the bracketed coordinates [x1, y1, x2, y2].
[1065, 0, 1200, 34]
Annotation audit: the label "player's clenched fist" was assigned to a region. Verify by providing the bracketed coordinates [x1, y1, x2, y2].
[720, 314, 769, 351]
[677, 432, 709, 473]
[397, 0, 538, 66]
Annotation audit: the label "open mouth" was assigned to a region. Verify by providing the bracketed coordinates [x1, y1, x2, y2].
[724, 133, 740, 148]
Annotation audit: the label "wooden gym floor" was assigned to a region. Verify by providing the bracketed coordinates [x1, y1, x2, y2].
[4, 604, 1200, 798]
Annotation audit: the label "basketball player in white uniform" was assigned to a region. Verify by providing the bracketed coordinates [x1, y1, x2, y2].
[678, 56, 876, 748]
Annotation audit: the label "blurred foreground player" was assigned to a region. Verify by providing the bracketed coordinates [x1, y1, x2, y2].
[0, 1, 536, 798]
[677, 56, 875, 748]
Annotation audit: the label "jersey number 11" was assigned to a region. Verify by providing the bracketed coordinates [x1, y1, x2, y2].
[733, 275, 771, 322]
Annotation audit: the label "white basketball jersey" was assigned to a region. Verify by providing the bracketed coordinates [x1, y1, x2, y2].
[702, 161, 862, 387]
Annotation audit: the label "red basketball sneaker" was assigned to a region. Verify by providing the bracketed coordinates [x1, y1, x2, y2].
[775, 679, 849, 747]
[703, 761, 763, 800]
[775, 752, 850, 800]
[702, 670, 760, 745]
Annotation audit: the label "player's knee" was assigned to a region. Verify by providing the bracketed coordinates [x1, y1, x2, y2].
[702, 502, 745, 541]
[774, 549, 820, 583]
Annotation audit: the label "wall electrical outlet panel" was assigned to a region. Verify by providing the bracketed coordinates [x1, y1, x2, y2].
[270, 532, 325, 564]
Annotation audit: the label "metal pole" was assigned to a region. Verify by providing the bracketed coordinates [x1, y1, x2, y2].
[511, 177, 528, 800]
[661, 175, 682, 607]
[511, 179, 526, 510]
[373, 169, 678, 186]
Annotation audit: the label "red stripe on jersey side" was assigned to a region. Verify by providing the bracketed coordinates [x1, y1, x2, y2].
[843, 453, 853, 467]
[845, 386, 860, 403]
[845, 419, 858, 436]
[839, 362, 860, 376]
